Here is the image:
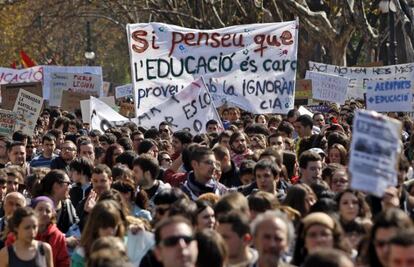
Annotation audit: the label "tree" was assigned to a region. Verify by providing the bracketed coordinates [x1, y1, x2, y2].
[1, 0, 413, 83]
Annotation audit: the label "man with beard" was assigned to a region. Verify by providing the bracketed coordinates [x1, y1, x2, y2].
[77, 164, 112, 231]
[229, 131, 253, 168]
[51, 140, 77, 173]
[181, 146, 227, 201]
[6, 141, 30, 176]
[133, 154, 171, 211]
[171, 130, 192, 161]
[298, 150, 322, 186]
[251, 210, 295, 267]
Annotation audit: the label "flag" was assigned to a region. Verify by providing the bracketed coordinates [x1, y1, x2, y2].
[19, 50, 36, 68]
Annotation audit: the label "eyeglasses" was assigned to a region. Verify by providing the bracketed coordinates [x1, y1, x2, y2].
[160, 235, 194, 247]
[161, 158, 172, 162]
[59, 181, 71, 186]
[159, 129, 169, 133]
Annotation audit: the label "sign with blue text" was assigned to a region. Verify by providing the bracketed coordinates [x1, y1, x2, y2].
[127, 21, 299, 114]
[366, 80, 413, 112]
[309, 61, 414, 99]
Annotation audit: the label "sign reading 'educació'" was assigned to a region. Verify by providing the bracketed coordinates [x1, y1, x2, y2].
[127, 21, 299, 114]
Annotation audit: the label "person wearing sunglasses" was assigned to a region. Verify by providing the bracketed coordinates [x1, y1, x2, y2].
[154, 216, 198, 267]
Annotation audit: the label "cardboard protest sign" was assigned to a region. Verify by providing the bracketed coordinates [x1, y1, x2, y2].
[13, 89, 43, 136]
[102, 82, 111, 96]
[0, 66, 43, 85]
[60, 90, 90, 112]
[49, 72, 102, 107]
[136, 78, 223, 134]
[42, 65, 102, 100]
[90, 97, 128, 133]
[127, 21, 299, 114]
[349, 110, 402, 196]
[366, 79, 413, 112]
[80, 100, 90, 124]
[1, 82, 43, 111]
[309, 61, 414, 99]
[305, 71, 349, 104]
[115, 84, 133, 99]
[295, 80, 312, 100]
[0, 109, 16, 137]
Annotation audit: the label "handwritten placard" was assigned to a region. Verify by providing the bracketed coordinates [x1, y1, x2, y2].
[127, 21, 299, 114]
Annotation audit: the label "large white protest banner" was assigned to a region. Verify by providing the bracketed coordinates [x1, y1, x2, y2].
[81, 97, 118, 124]
[349, 110, 402, 197]
[308, 61, 414, 99]
[13, 89, 43, 137]
[115, 84, 133, 99]
[90, 97, 128, 133]
[0, 66, 44, 85]
[127, 21, 299, 114]
[42, 66, 102, 99]
[136, 78, 223, 134]
[366, 80, 413, 112]
[49, 72, 102, 107]
[0, 109, 16, 137]
[305, 71, 349, 104]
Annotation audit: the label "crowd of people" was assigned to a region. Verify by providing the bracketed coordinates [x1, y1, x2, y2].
[0, 100, 413, 267]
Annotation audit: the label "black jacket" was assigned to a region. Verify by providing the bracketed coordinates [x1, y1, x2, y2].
[56, 198, 79, 234]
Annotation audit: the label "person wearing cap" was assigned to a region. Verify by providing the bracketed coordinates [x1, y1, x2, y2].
[291, 212, 351, 266]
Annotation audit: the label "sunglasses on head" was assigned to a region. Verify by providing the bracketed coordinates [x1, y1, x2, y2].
[160, 235, 194, 247]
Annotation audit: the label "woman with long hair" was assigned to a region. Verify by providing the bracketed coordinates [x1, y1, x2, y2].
[0, 207, 53, 267]
[103, 144, 124, 169]
[328, 143, 348, 165]
[71, 200, 126, 267]
[32, 196, 69, 267]
[360, 208, 413, 267]
[283, 184, 317, 218]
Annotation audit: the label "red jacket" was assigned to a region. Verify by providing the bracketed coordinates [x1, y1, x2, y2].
[37, 224, 70, 267]
[5, 224, 70, 267]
